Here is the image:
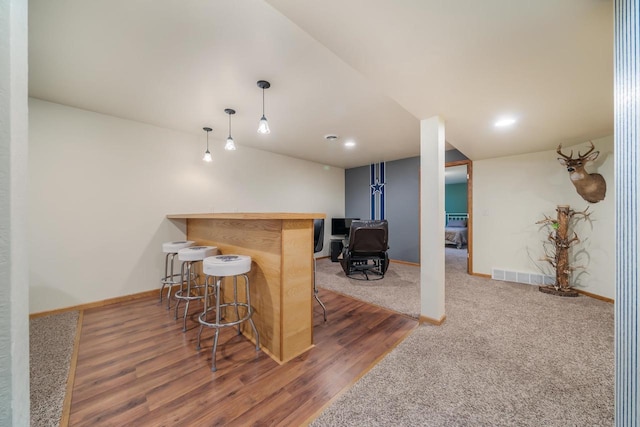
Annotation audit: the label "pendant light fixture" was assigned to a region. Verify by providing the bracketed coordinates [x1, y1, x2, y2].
[257, 80, 271, 134]
[202, 126, 213, 162]
[224, 108, 237, 151]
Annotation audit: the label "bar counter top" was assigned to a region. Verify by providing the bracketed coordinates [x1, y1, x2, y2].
[167, 212, 324, 220]
[167, 212, 324, 364]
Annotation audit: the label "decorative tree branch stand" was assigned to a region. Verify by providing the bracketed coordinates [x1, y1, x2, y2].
[536, 205, 590, 297]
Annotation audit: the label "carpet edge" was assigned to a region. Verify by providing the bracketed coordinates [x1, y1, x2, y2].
[302, 320, 419, 426]
[59, 310, 83, 427]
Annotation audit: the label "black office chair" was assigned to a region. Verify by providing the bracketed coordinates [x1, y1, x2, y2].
[339, 220, 389, 280]
[313, 219, 327, 321]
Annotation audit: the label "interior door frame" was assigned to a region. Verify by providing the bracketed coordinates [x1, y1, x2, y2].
[445, 159, 473, 274]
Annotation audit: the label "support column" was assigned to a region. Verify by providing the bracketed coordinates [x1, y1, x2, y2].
[615, 1, 640, 425]
[419, 116, 446, 324]
[0, 0, 30, 425]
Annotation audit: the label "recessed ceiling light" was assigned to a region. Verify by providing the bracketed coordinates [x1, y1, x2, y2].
[324, 134, 338, 142]
[494, 117, 517, 128]
[344, 140, 356, 148]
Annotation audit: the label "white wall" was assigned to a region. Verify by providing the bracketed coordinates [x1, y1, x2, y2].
[28, 99, 344, 313]
[473, 135, 614, 299]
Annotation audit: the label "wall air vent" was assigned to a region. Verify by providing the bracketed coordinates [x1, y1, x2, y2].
[492, 268, 555, 286]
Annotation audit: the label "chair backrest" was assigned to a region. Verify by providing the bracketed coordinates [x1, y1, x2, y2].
[347, 220, 388, 253]
[313, 219, 324, 253]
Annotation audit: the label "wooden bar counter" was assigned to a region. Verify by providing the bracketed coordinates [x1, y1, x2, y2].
[167, 212, 325, 364]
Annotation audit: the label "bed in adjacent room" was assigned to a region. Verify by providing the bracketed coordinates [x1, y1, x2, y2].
[445, 213, 468, 249]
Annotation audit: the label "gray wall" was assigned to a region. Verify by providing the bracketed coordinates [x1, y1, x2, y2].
[385, 157, 420, 263]
[344, 166, 370, 222]
[344, 150, 468, 264]
[446, 149, 468, 163]
[344, 158, 420, 263]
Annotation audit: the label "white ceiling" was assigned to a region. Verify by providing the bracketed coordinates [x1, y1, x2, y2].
[28, 0, 613, 169]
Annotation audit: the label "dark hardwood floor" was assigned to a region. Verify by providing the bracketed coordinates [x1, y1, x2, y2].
[68, 288, 418, 426]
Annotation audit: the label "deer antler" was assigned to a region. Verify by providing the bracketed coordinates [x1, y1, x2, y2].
[578, 141, 595, 158]
[570, 206, 593, 226]
[536, 215, 558, 227]
[539, 256, 557, 267]
[557, 144, 573, 160]
[567, 232, 580, 246]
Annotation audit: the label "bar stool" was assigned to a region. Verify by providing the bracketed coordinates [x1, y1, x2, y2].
[174, 245, 217, 332]
[160, 240, 195, 309]
[196, 254, 260, 372]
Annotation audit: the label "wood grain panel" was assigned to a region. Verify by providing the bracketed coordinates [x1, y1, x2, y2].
[189, 218, 282, 255]
[67, 290, 417, 426]
[184, 216, 317, 362]
[168, 212, 324, 220]
[187, 218, 283, 359]
[280, 219, 314, 361]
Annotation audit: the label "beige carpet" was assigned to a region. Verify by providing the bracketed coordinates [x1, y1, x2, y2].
[30, 311, 78, 427]
[316, 258, 420, 318]
[312, 248, 614, 426]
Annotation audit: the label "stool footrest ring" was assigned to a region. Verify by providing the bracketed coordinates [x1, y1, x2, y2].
[174, 285, 209, 301]
[198, 304, 252, 329]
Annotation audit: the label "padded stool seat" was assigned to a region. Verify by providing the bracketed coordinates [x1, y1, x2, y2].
[163, 240, 195, 253]
[178, 245, 217, 261]
[160, 240, 195, 309]
[197, 254, 260, 372]
[203, 255, 251, 277]
[174, 245, 218, 331]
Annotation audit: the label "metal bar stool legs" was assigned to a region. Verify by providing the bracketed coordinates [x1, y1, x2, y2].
[240, 274, 260, 350]
[160, 240, 195, 309]
[314, 258, 327, 322]
[196, 255, 260, 372]
[173, 245, 217, 332]
[161, 252, 182, 309]
[312, 218, 327, 322]
[174, 260, 198, 331]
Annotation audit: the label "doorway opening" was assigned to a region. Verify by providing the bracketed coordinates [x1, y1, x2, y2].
[445, 160, 472, 274]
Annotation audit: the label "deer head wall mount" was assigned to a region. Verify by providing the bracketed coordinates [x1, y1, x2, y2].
[557, 141, 606, 203]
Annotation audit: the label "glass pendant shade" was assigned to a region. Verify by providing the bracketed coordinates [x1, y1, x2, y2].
[202, 126, 212, 162]
[224, 108, 237, 151]
[257, 80, 271, 135]
[257, 115, 270, 134]
[225, 136, 236, 151]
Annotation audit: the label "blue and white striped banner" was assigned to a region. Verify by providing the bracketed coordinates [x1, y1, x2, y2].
[370, 162, 386, 220]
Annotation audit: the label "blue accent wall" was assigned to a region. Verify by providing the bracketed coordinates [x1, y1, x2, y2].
[445, 183, 468, 213]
